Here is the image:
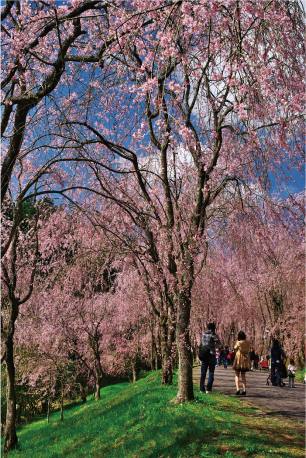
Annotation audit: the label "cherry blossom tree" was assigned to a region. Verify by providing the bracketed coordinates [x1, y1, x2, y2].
[190, 191, 305, 359]
[54, 0, 304, 403]
[2, 199, 42, 452]
[1, 0, 108, 256]
[2, 3, 305, 435]
[1, 0, 163, 257]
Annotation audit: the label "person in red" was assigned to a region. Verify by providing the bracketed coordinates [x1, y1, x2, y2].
[228, 349, 235, 365]
[254, 351, 259, 369]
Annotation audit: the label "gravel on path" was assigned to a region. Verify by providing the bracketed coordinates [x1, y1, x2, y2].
[194, 365, 305, 423]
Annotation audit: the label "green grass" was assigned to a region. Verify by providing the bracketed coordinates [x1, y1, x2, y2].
[2, 370, 305, 458]
[295, 368, 305, 383]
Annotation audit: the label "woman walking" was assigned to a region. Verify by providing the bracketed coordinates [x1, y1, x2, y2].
[233, 331, 251, 395]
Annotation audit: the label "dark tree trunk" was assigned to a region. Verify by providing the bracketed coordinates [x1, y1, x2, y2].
[41, 401, 47, 414]
[156, 330, 161, 370]
[4, 335, 18, 453]
[1, 103, 30, 205]
[60, 382, 64, 422]
[47, 397, 51, 424]
[79, 384, 87, 403]
[171, 292, 194, 403]
[150, 329, 155, 371]
[160, 322, 171, 385]
[3, 223, 38, 450]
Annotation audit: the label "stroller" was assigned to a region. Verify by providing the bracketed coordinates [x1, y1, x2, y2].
[266, 361, 287, 386]
[260, 360, 269, 371]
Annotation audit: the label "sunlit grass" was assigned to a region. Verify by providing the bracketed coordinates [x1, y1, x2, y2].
[295, 368, 305, 383]
[2, 370, 304, 457]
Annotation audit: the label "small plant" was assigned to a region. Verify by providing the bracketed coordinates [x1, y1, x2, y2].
[139, 395, 148, 420]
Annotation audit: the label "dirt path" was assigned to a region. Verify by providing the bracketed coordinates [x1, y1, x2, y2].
[194, 365, 305, 423]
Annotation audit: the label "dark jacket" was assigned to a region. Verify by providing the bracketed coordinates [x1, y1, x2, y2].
[249, 350, 256, 360]
[270, 345, 286, 363]
[201, 330, 221, 356]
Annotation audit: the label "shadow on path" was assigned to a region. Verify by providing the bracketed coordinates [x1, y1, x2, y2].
[194, 365, 305, 423]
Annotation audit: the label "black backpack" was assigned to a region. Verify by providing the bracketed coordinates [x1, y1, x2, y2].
[281, 362, 287, 379]
[198, 345, 211, 362]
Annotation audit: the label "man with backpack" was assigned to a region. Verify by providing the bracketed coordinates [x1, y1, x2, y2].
[199, 323, 221, 394]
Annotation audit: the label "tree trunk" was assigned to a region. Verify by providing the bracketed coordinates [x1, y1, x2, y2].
[168, 324, 176, 379]
[150, 329, 155, 371]
[47, 397, 51, 424]
[132, 364, 137, 383]
[4, 335, 18, 453]
[79, 384, 87, 403]
[155, 345, 160, 370]
[160, 324, 171, 385]
[93, 360, 101, 400]
[159, 317, 175, 385]
[155, 330, 161, 370]
[95, 378, 100, 400]
[171, 293, 194, 403]
[1, 103, 30, 205]
[60, 381, 64, 421]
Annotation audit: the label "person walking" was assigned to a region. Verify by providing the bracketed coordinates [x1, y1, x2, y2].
[215, 348, 221, 366]
[233, 331, 251, 396]
[249, 347, 255, 371]
[254, 351, 259, 370]
[222, 346, 229, 368]
[270, 339, 286, 387]
[287, 359, 297, 388]
[200, 323, 221, 394]
[228, 349, 235, 366]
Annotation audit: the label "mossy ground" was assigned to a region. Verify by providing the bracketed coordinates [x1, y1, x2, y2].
[2, 370, 305, 458]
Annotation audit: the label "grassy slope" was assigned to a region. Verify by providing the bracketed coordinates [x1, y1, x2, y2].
[2, 371, 305, 458]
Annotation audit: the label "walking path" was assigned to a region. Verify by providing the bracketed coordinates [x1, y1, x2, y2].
[194, 365, 305, 423]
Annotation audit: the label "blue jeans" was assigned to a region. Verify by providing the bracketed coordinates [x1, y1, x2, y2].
[200, 355, 216, 391]
[271, 362, 281, 385]
[224, 358, 228, 368]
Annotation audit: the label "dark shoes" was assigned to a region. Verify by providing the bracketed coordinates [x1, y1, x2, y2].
[235, 390, 246, 396]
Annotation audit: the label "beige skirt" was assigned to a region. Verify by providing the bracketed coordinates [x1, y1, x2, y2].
[233, 351, 251, 372]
